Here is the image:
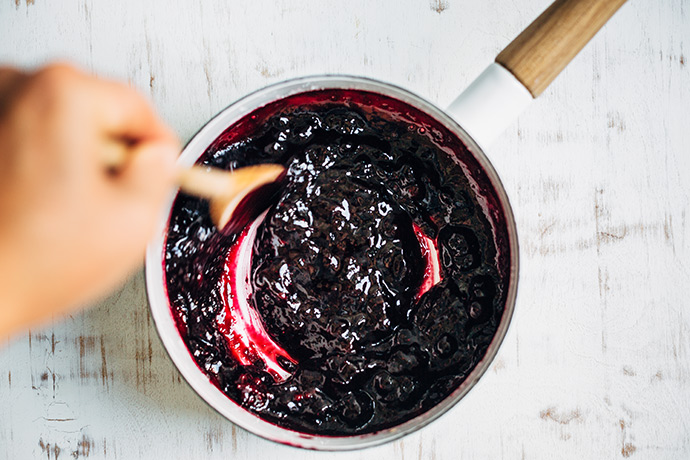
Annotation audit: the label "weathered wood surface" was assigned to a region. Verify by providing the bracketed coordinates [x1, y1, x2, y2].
[1, 0, 688, 458]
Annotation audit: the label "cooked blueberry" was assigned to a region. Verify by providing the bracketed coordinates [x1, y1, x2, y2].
[438, 225, 481, 273]
[466, 275, 497, 326]
[435, 333, 457, 357]
[388, 345, 427, 374]
[335, 391, 375, 428]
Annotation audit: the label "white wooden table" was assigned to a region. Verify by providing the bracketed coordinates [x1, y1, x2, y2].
[1, 0, 688, 458]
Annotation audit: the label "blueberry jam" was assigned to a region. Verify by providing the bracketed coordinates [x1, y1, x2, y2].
[164, 89, 511, 435]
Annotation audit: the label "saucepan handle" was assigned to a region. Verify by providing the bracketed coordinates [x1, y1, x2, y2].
[447, 0, 628, 150]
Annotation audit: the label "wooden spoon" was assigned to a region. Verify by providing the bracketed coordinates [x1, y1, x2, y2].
[177, 164, 285, 232]
[102, 141, 285, 232]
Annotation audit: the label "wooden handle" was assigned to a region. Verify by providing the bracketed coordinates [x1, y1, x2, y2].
[178, 164, 285, 199]
[101, 137, 284, 208]
[496, 0, 627, 97]
[100, 137, 232, 197]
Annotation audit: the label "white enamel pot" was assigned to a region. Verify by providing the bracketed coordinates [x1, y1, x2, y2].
[145, 0, 626, 451]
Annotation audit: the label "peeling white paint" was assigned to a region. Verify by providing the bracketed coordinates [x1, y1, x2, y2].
[0, 0, 689, 459]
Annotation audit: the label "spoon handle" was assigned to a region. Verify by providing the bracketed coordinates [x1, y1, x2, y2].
[177, 164, 285, 200]
[496, 0, 627, 97]
[101, 138, 282, 199]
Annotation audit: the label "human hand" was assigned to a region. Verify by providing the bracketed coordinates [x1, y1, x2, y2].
[0, 64, 180, 337]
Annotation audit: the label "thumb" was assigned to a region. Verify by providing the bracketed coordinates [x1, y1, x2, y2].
[116, 140, 180, 208]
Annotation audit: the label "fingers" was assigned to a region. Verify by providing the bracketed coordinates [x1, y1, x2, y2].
[112, 138, 179, 241]
[0, 67, 25, 94]
[103, 140, 179, 266]
[25, 63, 181, 182]
[94, 79, 178, 146]
[7, 62, 180, 234]
[117, 139, 179, 198]
[84, 73, 181, 186]
[0, 67, 27, 117]
[22, 63, 178, 146]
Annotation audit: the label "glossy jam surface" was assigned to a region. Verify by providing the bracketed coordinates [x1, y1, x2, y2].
[164, 89, 511, 435]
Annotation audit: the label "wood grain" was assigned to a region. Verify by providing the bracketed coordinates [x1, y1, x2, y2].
[496, 0, 628, 97]
[0, 0, 689, 459]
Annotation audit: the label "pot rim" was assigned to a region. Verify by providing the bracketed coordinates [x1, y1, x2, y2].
[145, 74, 519, 451]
